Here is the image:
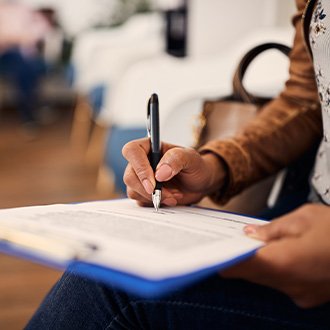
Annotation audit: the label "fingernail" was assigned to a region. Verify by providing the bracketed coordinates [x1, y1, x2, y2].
[244, 225, 259, 238]
[155, 164, 173, 181]
[142, 179, 154, 194]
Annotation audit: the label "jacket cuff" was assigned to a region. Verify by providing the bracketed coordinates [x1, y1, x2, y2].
[198, 139, 251, 204]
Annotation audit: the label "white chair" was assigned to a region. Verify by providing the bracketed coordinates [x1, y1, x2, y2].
[71, 12, 165, 92]
[69, 12, 165, 161]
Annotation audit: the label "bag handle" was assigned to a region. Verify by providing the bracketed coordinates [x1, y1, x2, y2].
[232, 42, 291, 105]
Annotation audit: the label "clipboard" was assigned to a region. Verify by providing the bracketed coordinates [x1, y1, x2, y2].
[0, 199, 265, 297]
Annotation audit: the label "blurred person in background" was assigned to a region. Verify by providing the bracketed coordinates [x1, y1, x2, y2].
[0, 0, 50, 130]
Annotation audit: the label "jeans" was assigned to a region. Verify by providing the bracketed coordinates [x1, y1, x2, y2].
[26, 271, 330, 329]
[0, 48, 46, 123]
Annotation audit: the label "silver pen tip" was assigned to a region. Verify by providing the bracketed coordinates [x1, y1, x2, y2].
[152, 190, 161, 211]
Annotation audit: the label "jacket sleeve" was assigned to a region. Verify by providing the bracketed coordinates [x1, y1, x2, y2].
[198, 0, 323, 204]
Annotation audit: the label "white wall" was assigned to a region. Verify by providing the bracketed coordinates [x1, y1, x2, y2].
[21, 0, 125, 37]
[276, 0, 296, 27]
[21, 0, 296, 44]
[187, 0, 296, 58]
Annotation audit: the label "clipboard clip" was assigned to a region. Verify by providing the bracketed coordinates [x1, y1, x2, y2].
[0, 225, 98, 262]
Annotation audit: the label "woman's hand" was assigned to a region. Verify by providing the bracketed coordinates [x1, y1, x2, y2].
[222, 204, 330, 308]
[122, 138, 227, 206]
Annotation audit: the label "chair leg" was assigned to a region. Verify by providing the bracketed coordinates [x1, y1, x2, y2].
[84, 120, 108, 168]
[96, 164, 116, 197]
[86, 123, 120, 197]
[70, 95, 92, 155]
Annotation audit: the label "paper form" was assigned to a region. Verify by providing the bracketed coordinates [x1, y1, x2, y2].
[0, 199, 267, 279]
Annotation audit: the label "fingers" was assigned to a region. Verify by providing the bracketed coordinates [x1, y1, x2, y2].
[123, 139, 196, 191]
[244, 206, 312, 242]
[122, 138, 155, 194]
[123, 139, 188, 192]
[244, 220, 301, 242]
[123, 139, 203, 206]
[124, 165, 150, 199]
[155, 147, 200, 182]
[124, 163, 183, 206]
[126, 187, 152, 205]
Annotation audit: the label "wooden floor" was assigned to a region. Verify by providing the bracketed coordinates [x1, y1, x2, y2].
[0, 107, 115, 329]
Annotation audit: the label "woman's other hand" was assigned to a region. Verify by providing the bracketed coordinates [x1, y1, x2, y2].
[222, 204, 330, 308]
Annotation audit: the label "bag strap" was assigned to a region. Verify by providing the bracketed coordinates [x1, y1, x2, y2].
[232, 42, 291, 105]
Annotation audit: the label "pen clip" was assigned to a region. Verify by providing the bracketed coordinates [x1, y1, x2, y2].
[147, 98, 151, 138]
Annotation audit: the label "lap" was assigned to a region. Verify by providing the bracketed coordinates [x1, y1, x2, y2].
[26, 271, 330, 330]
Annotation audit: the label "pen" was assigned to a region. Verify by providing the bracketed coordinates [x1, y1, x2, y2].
[147, 93, 162, 211]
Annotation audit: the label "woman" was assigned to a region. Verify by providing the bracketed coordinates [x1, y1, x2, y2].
[26, 0, 330, 328]
[0, 2, 49, 126]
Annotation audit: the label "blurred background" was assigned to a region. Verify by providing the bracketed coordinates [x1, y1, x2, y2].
[0, 0, 295, 328]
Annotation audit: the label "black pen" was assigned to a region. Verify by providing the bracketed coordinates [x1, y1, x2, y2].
[147, 93, 162, 211]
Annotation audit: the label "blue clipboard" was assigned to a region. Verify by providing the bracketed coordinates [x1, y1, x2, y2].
[0, 239, 258, 298]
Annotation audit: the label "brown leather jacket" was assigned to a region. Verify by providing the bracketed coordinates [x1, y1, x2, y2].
[199, 0, 323, 204]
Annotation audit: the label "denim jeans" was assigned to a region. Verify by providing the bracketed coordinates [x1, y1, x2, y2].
[0, 48, 46, 123]
[26, 271, 330, 330]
